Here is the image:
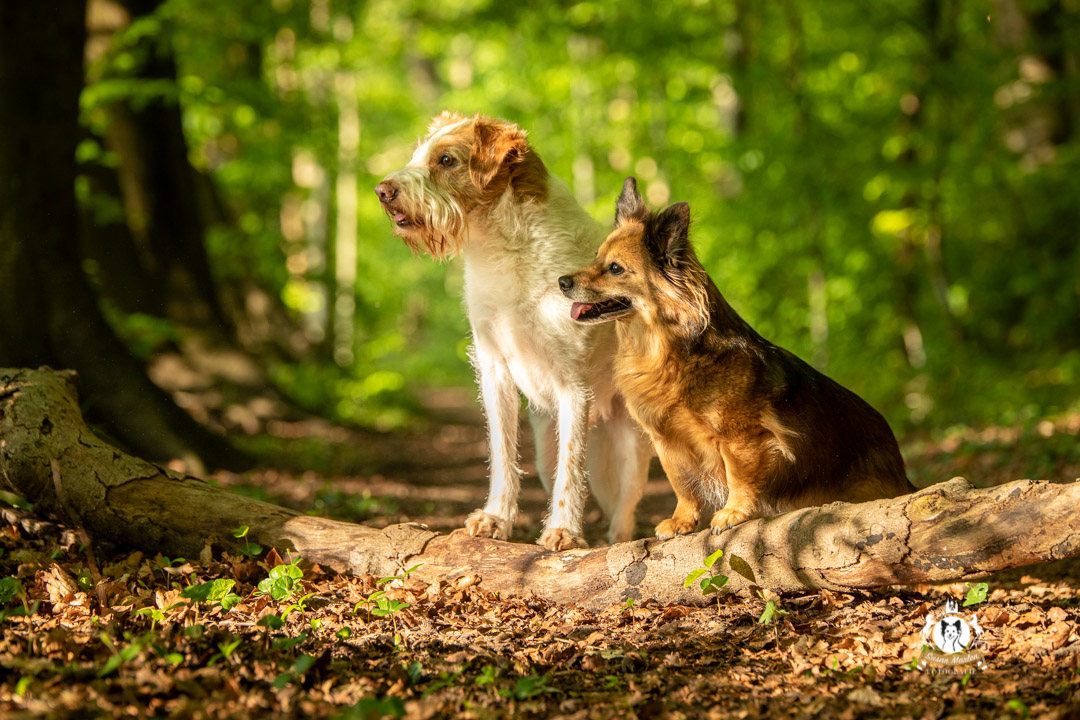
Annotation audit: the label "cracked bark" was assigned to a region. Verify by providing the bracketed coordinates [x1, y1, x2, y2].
[3, 367, 1080, 611]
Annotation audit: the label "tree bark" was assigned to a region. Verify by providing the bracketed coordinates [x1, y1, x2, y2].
[4, 367, 1080, 611]
[0, 2, 242, 470]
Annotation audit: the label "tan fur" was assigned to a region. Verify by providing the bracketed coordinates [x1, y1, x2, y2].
[561, 178, 913, 538]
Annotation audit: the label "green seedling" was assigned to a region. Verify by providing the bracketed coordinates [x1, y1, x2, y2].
[502, 674, 551, 700]
[210, 636, 243, 666]
[258, 614, 284, 631]
[0, 577, 38, 624]
[256, 557, 304, 602]
[757, 590, 789, 625]
[376, 563, 424, 588]
[97, 632, 147, 678]
[963, 582, 989, 607]
[683, 549, 729, 610]
[232, 525, 264, 558]
[406, 661, 423, 686]
[135, 607, 166, 630]
[283, 592, 318, 620]
[336, 627, 351, 640]
[422, 670, 461, 698]
[342, 696, 406, 719]
[474, 665, 498, 690]
[273, 653, 317, 689]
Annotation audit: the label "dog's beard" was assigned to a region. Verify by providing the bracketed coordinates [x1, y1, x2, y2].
[386, 169, 467, 260]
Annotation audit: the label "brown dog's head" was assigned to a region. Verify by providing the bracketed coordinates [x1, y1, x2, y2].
[558, 177, 708, 332]
[374, 112, 547, 259]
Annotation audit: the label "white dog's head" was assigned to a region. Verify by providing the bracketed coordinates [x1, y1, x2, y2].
[375, 112, 548, 259]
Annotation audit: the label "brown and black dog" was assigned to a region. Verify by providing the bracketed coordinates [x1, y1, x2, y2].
[558, 177, 914, 538]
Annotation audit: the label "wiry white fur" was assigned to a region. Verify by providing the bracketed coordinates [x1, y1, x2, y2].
[462, 179, 652, 547]
[381, 124, 652, 549]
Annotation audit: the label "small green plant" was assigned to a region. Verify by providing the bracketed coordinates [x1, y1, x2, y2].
[232, 525, 264, 558]
[683, 549, 729, 609]
[283, 592, 318, 620]
[474, 665, 497, 689]
[963, 582, 989, 607]
[97, 632, 147, 678]
[273, 653, 317, 689]
[341, 696, 406, 719]
[211, 636, 243, 666]
[422, 670, 461, 698]
[180, 578, 241, 612]
[258, 614, 284, 631]
[336, 627, 352, 640]
[134, 607, 166, 630]
[1006, 698, 1030, 719]
[256, 557, 304, 602]
[757, 591, 789, 625]
[376, 563, 423, 588]
[504, 674, 551, 700]
[0, 577, 38, 623]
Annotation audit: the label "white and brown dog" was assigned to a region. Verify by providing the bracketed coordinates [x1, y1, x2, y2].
[375, 112, 652, 550]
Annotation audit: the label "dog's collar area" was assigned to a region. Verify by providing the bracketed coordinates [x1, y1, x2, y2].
[571, 298, 633, 323]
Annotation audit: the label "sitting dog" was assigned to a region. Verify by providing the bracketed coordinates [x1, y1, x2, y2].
[375, 114, 652, 550]
[558, 177, 913, 538]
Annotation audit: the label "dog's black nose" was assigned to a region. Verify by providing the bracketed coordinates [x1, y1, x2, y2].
[375, 181, 397, 203]
[558, 275, 574, 292]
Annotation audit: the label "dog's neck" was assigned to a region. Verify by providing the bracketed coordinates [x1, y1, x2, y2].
[463, 175, 599, 257]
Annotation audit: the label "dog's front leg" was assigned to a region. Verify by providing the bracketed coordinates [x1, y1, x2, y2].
[465, 346, 521, 541]
[538, 388, 590, 551]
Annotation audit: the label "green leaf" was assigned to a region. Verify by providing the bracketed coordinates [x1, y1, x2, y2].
[182, 578, 235, 603]
[699, 574, 729, 594]
[220, 593, 242, 612]
[238, 542, 263, 558]
[336, 627, 351, 639]
[232, 525, 250, 539]
[0, 577, 23, 605]
[292, 654, 317, 674]
[759, 599, 786, 625]
[683, 568, 708, 588]
[257, 614, 283, 630]
[704, 548, 724, 569]
[963, 582, 989, 607]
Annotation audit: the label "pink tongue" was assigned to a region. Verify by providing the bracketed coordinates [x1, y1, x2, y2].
[571, 302, 594, 320]
[393, 212, 407, 223]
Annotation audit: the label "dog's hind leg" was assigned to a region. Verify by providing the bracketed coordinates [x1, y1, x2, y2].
[592, 412, 650, 545]
[528, 410, 556, 496]
[465, 347, 521, 541]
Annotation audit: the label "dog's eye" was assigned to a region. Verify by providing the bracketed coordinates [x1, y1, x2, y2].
[440, 154, 456, 167]
[608, 262, 625, 276]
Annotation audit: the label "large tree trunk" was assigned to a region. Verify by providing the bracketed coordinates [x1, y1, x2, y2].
[4, 367, 1079, 611]
[0, 3, 241, 470]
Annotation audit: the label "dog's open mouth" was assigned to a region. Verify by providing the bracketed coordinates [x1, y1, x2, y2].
[570, 298, 632, 322]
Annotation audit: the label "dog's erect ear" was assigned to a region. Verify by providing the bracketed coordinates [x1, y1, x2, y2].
[615, 177, 646, 226]
[469, 116, 528, 190]
[655, 201, 691, 267]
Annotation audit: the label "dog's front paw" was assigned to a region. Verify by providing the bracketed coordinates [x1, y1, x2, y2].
[537, 527, 588, 551]
[464, 510, 511, 540]
[709, 507, 752, 534]
[655, 517, 697, 540]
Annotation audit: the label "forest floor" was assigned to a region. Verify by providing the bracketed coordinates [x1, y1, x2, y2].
[1, 380, 1080, 719]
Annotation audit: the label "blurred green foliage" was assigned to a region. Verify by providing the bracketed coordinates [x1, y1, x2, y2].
[83, 0, 1079, 431]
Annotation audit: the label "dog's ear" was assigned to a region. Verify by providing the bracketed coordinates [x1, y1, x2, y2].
[655, 201, 691, 267]
[469, 116, 528, 190]
[615, 177, 646, 227]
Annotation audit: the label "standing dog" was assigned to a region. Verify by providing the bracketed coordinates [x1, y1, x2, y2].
[375, 114, 652, 550]
[559, 178, 913, 538]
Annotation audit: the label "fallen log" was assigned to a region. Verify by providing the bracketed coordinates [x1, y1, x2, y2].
[2, 367, 1078, 611]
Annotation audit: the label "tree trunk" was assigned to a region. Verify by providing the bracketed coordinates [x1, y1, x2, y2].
[0, 2, 241, 471]
[4, 367, 1080, 611]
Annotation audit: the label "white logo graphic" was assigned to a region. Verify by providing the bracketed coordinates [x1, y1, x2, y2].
[917, 599, 988, 673]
